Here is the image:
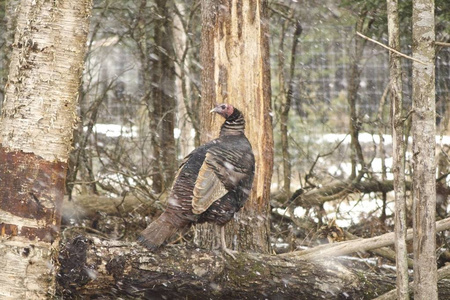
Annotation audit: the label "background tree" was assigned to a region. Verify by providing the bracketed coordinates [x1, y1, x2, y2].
[412, 0, 438, 298]
[0, 0, 91, 297]
[276, 8, 302, 200]
[387, 0, 409, 298]
[148, 0, 177, 193]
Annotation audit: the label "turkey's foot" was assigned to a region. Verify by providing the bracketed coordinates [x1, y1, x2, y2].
[221, 226, 237, 260]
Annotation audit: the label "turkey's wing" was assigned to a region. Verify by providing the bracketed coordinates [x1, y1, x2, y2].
[191, 153, 228, 214]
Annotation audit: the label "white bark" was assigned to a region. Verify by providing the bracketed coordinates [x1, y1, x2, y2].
[0, 0, 90, 162]
[0, 239, 57, 299]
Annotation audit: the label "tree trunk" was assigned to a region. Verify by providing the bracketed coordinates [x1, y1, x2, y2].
[0, 0, 91, 298]
[151, 0, 177, 192]
[347, 17, 367, 179]
[197, 0, 273, 253]
[278, 20, 301, 199]
[411, 0, 437, 298]
[387, 0, 409, 298]
[135, 0, 175, 194]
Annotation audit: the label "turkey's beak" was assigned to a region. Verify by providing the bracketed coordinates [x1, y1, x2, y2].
[210, 103, 220, 114]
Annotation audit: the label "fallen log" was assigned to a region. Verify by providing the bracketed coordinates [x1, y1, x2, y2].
[58, 236, 396, 299]
[57, 235, 450, 299]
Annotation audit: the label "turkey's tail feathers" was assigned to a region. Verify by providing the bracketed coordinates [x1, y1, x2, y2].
[138, 214, 179, 250]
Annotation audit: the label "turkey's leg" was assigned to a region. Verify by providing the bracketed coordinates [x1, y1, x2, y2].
[221, 226, 237, 260]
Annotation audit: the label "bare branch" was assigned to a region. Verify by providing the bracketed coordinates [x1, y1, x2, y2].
[436, 41, 450, 47]
[281, 217, 450, 260]
[356, 31, 427, 65]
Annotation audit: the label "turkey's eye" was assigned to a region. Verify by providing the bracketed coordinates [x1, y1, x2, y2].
[221, 104, 226, 110]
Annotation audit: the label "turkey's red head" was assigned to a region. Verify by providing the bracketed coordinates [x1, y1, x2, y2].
[210, 103, 234, 119]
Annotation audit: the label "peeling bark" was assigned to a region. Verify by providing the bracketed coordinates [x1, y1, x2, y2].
[0, 0, 92, 298]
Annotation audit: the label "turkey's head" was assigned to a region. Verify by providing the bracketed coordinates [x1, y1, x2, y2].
[210, 103, 234, 119]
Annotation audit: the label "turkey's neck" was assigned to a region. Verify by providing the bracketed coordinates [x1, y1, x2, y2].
[220, 111, 245, 136]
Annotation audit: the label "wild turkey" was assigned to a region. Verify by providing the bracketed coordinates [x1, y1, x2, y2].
[138, 103, 255, 258]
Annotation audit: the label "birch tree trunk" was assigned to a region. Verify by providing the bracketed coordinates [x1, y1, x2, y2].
[411, 0, 437, 298]
[387, 0, 409, 299]
[196, 0, 273, 253]
[0, 0, 91, 298]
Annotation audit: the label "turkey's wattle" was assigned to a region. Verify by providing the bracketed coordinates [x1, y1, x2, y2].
[138, 103, 255, 257]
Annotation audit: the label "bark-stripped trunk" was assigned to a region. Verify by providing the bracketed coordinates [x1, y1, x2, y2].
[411, 0, 437, 298]
[0, 0, 91, 297]
[197, 0, 273, 253]
[387, 0, 409, 299]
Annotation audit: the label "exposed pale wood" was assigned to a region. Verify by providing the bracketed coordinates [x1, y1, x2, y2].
[344, 231, 414, 269]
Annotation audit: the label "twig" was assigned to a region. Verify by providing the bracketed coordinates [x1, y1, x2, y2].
[436, 41, 450, 47]
[344, 231, 414, 269]
[356, 31, 427, 65]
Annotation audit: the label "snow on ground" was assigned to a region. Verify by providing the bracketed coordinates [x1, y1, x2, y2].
[87, 124, 138, 138]
[88, 126, 448, 226]
[89, 124, 450, 149]
[317, 132, 450, 146]
[275, 196, 395, 229]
